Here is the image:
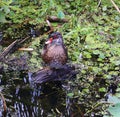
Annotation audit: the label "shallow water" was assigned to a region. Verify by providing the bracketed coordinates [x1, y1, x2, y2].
[0, 57, 109, 117]
[0, 70, 79, 117]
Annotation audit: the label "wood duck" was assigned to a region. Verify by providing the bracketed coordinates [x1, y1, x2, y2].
[41, 32, 68, 68]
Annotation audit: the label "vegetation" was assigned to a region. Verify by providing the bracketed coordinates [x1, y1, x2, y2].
[0, 0, 120, 116]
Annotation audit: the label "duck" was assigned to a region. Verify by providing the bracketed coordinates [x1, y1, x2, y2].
[41, 32, 68, 68]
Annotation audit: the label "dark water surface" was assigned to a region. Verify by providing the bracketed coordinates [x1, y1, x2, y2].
[0, 70, 79, 117]
[0, 61, 108, 117]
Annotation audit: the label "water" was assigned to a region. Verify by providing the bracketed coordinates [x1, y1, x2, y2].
[0, 71, 73, 117]
[0, 68, 107, 117]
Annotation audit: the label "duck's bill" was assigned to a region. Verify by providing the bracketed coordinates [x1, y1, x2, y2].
[45, 40, 51, 44]
[45, 37, 53, 44]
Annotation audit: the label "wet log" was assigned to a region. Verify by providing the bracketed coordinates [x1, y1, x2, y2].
[32, 64, 78, 84]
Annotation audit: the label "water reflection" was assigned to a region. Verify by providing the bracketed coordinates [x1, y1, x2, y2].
[0, 71, 67, 117]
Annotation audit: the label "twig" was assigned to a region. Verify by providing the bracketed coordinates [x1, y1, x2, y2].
[0, 40, 18, 61]
[18, 47, 33, 51]
[110, 0, 120, 13]
[71, 104, 84, 117]
[97, 0, 102, 7]
[46, 20, 54, 33]
[0, 36, 31, 62]
[84, 102, 101, 115]
[46, 20, 51, 28]
[18, 36, 30, 44]
[0, 92, 7, 114]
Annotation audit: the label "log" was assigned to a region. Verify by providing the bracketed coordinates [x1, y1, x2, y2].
[32, 64, 78, 84]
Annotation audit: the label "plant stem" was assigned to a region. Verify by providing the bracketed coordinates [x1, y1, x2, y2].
[110, 0, 120, 13]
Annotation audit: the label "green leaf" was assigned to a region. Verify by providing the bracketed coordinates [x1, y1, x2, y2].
[50, 0, 55, 7]
[85, 33, 95, 44]
[81, 69, 86, 74]
[99, 87, 106, 92]
[67, 93, 74, 98]
[115, 60, 120, 65]
[83, 51, 91, 58]
[0, 11, 7, 22]
[3, 5, 10, 14]
[108, 103, 120, 117]
[103, 66, 108, 72]
[115, 16, 120, 21]
[99, 53, 105, 59]
[102, 6, 107, 11]
[58, 11, 65, 19]
[92, 67, 101, 74]
[93, 50, 100, 55]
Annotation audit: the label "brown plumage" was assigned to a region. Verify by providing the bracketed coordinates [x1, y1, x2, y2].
[41, 32, 68, 68]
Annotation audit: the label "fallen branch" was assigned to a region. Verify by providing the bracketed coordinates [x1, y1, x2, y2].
[32, 64, 78, 84]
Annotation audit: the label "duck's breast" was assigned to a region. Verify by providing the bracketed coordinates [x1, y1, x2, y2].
[41, 44, 68, 64]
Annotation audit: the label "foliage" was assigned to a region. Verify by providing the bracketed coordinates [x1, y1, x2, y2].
[0, 0, 120, 116]
[0, 0, 65, 38]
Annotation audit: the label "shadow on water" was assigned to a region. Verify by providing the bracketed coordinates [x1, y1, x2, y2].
[0, 70, 77, 117]
[0, 69, 107, 117]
